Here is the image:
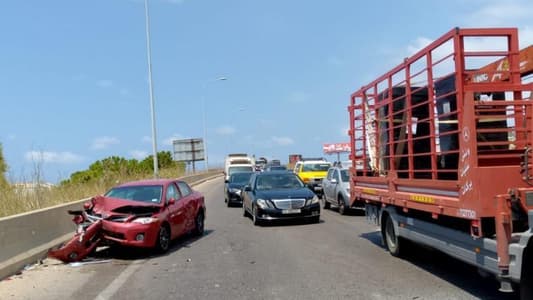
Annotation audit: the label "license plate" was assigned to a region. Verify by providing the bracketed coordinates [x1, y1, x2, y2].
[314, 186, 322, 191]
[282, 209, 301, 214]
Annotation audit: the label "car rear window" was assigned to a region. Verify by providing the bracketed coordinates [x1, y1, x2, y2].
[230, 172, 253, 184]
[229, 166, 254, 175]
[302, 163, 331, 172]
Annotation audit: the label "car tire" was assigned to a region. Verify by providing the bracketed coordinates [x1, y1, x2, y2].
[323, 197, 330, 209]
[193, 212, 205, 237]
[156, 224, 171, 253]
[338, 196, 347, 215]
[311, 216, 320, 224]
[243, 203, 249, 217]
[226, 198, 231, 207]
[252, 206, 261, 226]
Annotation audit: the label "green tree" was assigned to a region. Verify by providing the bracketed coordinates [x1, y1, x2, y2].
[0, 143, 8, 187]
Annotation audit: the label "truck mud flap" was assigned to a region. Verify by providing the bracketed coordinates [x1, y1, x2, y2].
[48, 220, 103, 263]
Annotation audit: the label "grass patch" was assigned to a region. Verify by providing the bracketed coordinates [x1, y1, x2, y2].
[0, 167, 186, 218]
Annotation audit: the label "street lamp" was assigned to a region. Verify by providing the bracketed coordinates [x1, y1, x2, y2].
[202, 76, 227, 171]
[144, 0, 159, 178]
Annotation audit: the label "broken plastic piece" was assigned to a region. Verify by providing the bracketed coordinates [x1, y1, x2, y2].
[48, 220, 103, 263]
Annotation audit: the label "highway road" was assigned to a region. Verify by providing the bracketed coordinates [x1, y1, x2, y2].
[0, 177, 519, 300]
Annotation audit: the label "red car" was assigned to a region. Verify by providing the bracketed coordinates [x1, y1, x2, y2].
[85, 179, 206, 252]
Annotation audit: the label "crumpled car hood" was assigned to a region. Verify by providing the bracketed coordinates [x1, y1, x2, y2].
[91, 195, 162, 217]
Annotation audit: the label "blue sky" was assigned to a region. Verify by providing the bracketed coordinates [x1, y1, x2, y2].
[1, 0, 532, 183]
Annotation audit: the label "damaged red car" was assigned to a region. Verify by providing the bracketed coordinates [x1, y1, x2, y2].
[86, 179, 206, 252]
[49, 179, 206, 262]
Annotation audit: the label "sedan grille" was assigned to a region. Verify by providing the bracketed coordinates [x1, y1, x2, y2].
[271, 199, 306, 209]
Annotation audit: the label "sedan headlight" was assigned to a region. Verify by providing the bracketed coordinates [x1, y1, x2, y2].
[256, 199, 273, 209]
[132, 217, 158, 224]
[306, 195, 320, 206]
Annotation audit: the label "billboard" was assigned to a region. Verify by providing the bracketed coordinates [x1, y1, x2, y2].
[323, 142, 351, 154]
[173, 138, 205, 162]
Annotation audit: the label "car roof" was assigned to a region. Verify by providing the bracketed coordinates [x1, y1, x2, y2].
[257, 171, 295, 175]
[302, 160, 331, 164]
[230, 171, 254, 175]
[115, 179, 178, 187]
[329, 166, 349, 170]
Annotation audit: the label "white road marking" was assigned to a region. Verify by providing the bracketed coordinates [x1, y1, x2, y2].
[94, 259, 145, 300]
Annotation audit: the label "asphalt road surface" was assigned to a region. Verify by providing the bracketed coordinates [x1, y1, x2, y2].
[0, 177, 520, 300]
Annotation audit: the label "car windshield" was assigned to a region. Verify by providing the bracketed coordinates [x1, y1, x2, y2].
[104, 185, 163, 204]
[230, 172, 253, 184]
[255, 174, 304, 190]
[269, 166, 286, 171]
[229, 166, 254, 175]
[340, 169, 350, 182]
[302, 163, 331, 172]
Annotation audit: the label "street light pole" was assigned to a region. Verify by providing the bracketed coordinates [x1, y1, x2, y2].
[144, 0, 159, 178]
[202, 77, 227, 171]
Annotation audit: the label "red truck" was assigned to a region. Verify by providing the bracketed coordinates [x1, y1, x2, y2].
[348, 27, 533, 298]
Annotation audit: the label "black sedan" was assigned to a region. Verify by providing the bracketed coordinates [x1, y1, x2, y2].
[242, 171, 320, 225]
[224, 171, 254, 207]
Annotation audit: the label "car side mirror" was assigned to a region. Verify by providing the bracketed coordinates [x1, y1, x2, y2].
[168, 198, 176, 205]
[244, 185, 252, 192]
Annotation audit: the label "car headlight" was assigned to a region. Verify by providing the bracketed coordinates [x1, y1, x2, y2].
[306, 195, 320, 206]
[256, 199, 273, 209]
[229, 188, 241, 194]
[132, 217, 158, 224]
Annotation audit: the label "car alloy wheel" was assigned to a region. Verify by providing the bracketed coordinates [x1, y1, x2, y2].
[194, 212, 205, 236]
[338, 197, 346, 215]
[157, 225, 170, 253]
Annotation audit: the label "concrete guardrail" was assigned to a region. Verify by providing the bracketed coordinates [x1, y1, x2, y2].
[0, 170, 222, 280]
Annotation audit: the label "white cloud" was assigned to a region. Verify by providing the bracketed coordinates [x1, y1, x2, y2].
[519, 26, 533, 48]
[465, 1, 532, 27]
[163, 133, 184, 146]
[406, 37, 433, 56]
[141, 136, 152, 144]
[25, 151, 84, 164]
[461, 1, 533, 47]
[215, 126, 236, 136]
[96, 80, 113, 88]
[271, 136, 294, 146]
[130, 150, 148, 160]
[287, 91, 310, 103]
[91, 136, 120, 150]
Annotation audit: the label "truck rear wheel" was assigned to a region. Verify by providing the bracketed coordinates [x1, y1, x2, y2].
[520, 244, 532, 300]
[383, 214, 402, 257]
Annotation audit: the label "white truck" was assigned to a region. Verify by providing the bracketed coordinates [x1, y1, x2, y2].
[224, 154, 254, 181]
